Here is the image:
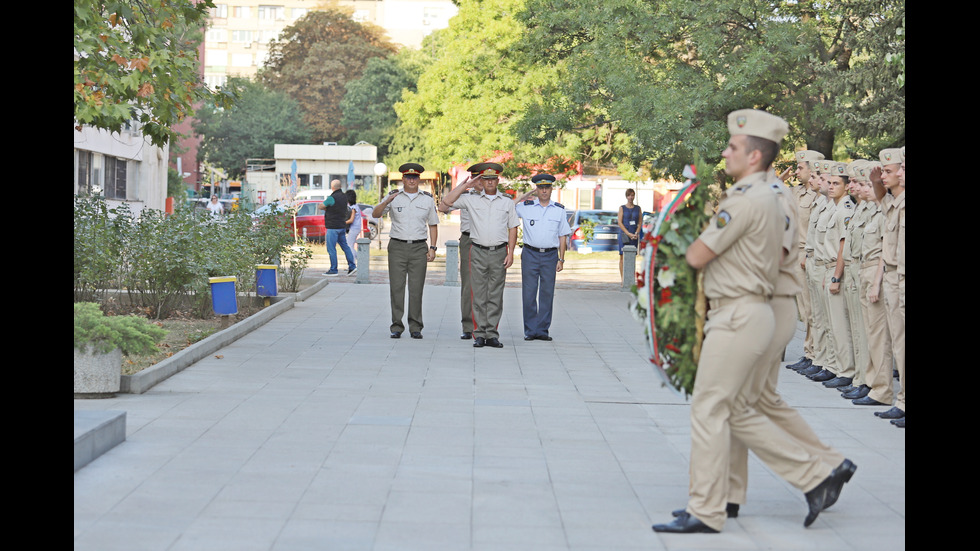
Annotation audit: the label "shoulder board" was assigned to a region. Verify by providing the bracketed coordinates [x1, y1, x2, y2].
[523, 200, 535, 205]
[554, 202, 564, 209]
[731, 185, 749, 194]
[388, 189, 399, 196]
[842, 202, 853, 210]
[769, 182, 783, 193]
[421, 191, 432, 197]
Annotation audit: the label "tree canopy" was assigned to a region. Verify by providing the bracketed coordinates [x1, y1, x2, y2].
[194, 78, 312, 179]
[515, 0, 905, 177]
[261, 9, 398, 144]
[74, 0, 230, 147]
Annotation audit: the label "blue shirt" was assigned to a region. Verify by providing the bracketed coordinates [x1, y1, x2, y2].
[515, 199, 572, 248]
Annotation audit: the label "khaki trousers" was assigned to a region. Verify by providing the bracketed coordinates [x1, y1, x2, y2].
[859, 264, 894, 404]
[470, 245, 507, 340]
[844, 264, 868, 385]
[796, 248, 815, 358]
[459, 233, 474, 333]
[807, 259, 837, 370]
[882, 269, 905, 411]
[388, 240, 427, 333]
[687, 300, 830, 531]
[727, 297, 845, 504]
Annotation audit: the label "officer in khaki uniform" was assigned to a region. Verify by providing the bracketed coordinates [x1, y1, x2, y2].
[725, 166, 850, 518]
[871, 148, 905, 424]
[837, 161, 872, 398]
[820, 162, 856, 387]
[439, 163, 519, 348]
[372, 163, 439, 339]
[786, 150, 823, 371]
[801, 162, 841, 380]
[652, 110, 851, 534]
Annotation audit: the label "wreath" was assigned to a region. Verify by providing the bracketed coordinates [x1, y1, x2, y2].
[630, 161, 715, 398]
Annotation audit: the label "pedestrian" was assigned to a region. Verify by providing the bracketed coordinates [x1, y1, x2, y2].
[515, 173, 571, 341]
[206, 194, 223, 216]
[439, 162, 518, 348]
[317, 179, 357, 277]
[617, 188, 642, 278]
[652, 109, 851, 534]
[345, 189, 362, 253]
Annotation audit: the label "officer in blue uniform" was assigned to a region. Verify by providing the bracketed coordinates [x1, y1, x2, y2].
[515, 173, 572, 341]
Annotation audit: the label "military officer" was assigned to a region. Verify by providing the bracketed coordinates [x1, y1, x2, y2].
[785, 150, 823, 371]
[514, 173, 572, 341]
[652, 109, 850, 534]
[453, 164, 486, 340]
[439, 162, 519, 348]
[372, 163, 439, 339]
[870, 148, 905, 425]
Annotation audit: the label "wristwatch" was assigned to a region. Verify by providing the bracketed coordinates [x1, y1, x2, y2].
[557, 258, 565, 263]
[830, 276, 840, 283]
[429, 245, 437, 251]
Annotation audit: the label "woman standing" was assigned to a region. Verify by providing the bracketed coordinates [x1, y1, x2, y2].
[617, 188, 642, 278]
[345, 189, 362, 254]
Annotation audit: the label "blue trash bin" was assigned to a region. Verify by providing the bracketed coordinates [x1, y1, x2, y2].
[209, 276, 238, 315]
[256, 265, 278, 297]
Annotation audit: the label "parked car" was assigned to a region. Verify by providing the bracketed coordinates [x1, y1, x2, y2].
[251, 200, 325, 242]
[566, 210, 622, 252]
[356, 203, 383, 240]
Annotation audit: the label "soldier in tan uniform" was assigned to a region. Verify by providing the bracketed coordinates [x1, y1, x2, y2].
[802, 161, 841, 381]
[785, 150, 823, 372]
[439, 163, 519, 348]
[837, 161, 872, 399]
[372, 163, 440, 339]
[652, 110, 851, 534]
[452, 165, 486, 340]
[870, 148, 905, 425]
[819, 162, 856, 387]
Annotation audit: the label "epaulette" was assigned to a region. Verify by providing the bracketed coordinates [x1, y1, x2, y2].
[421, 191, 432, 197]
[388, 189, 399, 196]
[769, 182, 784, 194]
[523, 200, 535, 205]
[732, 185, 749, 194]
[842, 202, 853, 210]
[554, 202, 564, 209]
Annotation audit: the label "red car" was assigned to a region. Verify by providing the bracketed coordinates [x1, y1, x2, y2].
[291, 200, 326, 242]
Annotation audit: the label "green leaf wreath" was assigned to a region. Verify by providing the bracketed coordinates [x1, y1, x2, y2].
[630, 158, 716, 398]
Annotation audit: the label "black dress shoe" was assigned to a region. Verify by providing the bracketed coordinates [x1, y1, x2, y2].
[823, 376, 852, 388]
[809, 369, 836, 382]
[672, 503, 738, 518]
[460, 332, 473, 340]
[535, 335, 553, 341]
[804, 466, 849, 527]
[836, 384, 856, 393]
[473, 337, 486, 348]
[799, 364, 823, 376]
[852, 396, 887, 406]
[842, 385, 870, 400]
[891, 417, 905, 428]
[410, 331, 423, 339]
[787, 357, 811, 370]
[651, 512, 718, 533]
[486, 337, 504, 348]
[524, 335, 535, 341]
[875, 406, 905, 419]
[390, 331, 402, 339]
[824, 459, 856, 509]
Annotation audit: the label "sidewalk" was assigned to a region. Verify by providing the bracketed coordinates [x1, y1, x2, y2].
[74, 281, 905, 551]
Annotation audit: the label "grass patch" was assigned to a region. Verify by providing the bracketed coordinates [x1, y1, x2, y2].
[120, 317, 221, 375]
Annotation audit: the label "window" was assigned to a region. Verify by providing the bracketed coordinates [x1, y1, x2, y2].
[257, 5, 284, 21]
[77, 150, 92, 196]
[232, 6, 249, 18]
[104, 157, 128, 200]
[206, 27, 227, 43]
[212, 4, 228, 18]
[352, 10, 370, 23]
[291, 7, 307, 19]
[231, 30, 253, 43]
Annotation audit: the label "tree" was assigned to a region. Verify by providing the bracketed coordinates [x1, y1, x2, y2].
[261, 9, 398, 143]
[74, 0, 231, 147]
[340, 51, 425, 159]
[388, 0, 578, 178]
[516, 0, 905, 177]
[194, 78, 311, 179]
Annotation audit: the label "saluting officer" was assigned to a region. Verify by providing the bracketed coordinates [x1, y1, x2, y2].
[372, 163, 439, 339]
[453, 164, 486, 340]
[439, 162, 519, 349]
[514, 173, 571, 341]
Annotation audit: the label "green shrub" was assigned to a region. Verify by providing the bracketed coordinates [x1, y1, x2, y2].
[74, 302, 167, 356]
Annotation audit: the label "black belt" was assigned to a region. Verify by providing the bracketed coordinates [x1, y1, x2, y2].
[523, 246, 557, 253]
[460, 231, 470, 236]
[472, 242, 507, 251]
[390, 237, 426, 244]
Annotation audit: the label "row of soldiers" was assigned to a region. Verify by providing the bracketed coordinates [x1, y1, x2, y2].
[785, 148, 906, 428]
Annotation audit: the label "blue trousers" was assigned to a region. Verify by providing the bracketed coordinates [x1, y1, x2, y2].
[326, 228, 356, 273]
[521, 248, 558, 337]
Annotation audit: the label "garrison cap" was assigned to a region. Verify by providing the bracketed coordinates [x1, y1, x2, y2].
[398, 163, 424, 176]
[727, 109, 789, 144]
[847, 160, 868, 180]
[826, 161, 848, 178]
[795, 150, 825, 164]
[531, 173, 556, 186]
[878, 148, 903, 166]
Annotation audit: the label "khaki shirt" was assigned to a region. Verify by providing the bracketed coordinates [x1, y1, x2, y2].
[825, 196, 855, 263]
[814, 198, 837, 263]
[882, 190, 905, 268]
[453, 192, 519, 246]
[805, 195, 828, 254]
[699, 172, 782, 301]
[860, 204, 884, 263]
[845, 200, 872, 262]
[762, 179, 802, 296]
[795, 185, 817, 250]
[383, 191, 439, 240]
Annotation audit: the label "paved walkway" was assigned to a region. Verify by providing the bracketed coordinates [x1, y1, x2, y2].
[74, 281, 905, 551]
